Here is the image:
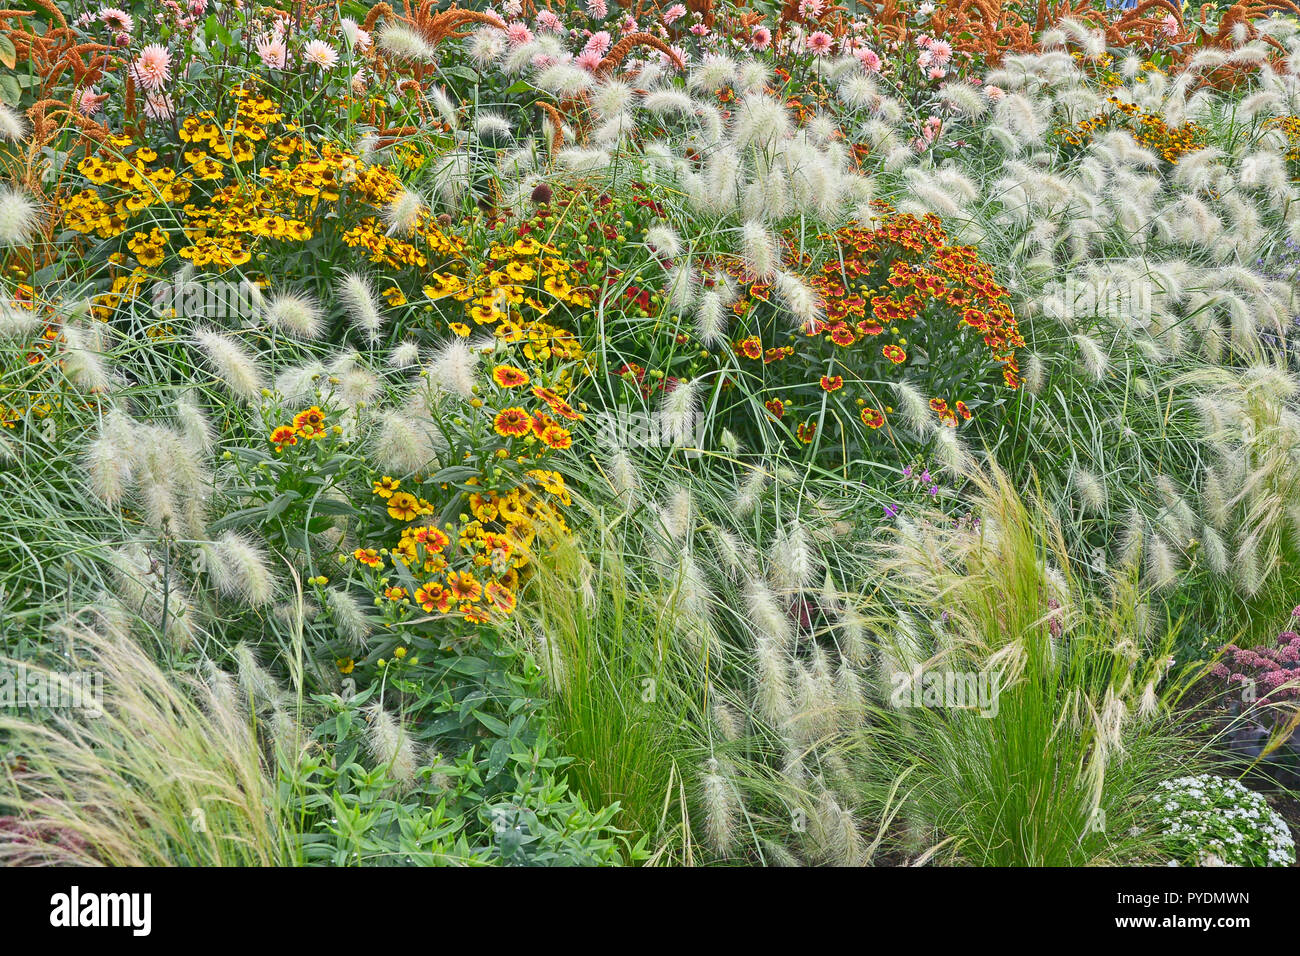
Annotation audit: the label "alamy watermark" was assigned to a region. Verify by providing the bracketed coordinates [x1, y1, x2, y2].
[588, 408, 707, 457]
[1043, 275, 1154, 325]
[889, 667, 1001, 717]
[150, 276, 260, 323]
[0, 665, 103, 718]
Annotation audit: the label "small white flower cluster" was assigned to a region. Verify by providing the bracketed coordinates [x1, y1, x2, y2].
[1155, 774, 1295, 867]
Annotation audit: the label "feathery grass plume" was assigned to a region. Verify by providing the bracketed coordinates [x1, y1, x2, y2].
[657, 485, 693, 542]
[1117, 508, 1145, 569]
[274, 360, 325, 404]
[744, 575, 793, 650]
[59, 322, 110, 393]
[645, 223, 682, 258]
[733, 466, 767, 518]
[658, 377, 702, 448]
[363, 701, 419, 787]
[836, 661, 866, 729]
[694, 288, 727, 346]
[1235, 532, 1264, 596]
[753, 631, 792, 725]
[939, 81, 988, 117]
[428, 148, 470, 210]
[265, 291, 323, 340]
[194, 329, 264, 402]
[324, 587, 371, 649]
[1072, 334, 1109, 381]
[234, 642, 279, 714]
[768, 519, 815, 593]
[382, 187, 425, 236]
[933, 424, 973, 476]
[1070, 465, 1107, 514]
[1143, 533, 1177, 591]
[370, 408, 442, 475]
[0, 300, 42, 341]
[710, 699, 742, 743]
[207, 532, 276, 606]
[388, 340, 420, 368]
[535, 62, 593, 97]
[337, 272, 384, 343]
[666, 261, 695, 312]
[712, 527, 753, 580]
[591, 79, 632, 119]
[0, 622, 291, 865]
[807, 786, 866, 866]
[740, 220, 778, 282]
[699, 758, 739, 857]
[1202, 467, 1230, 530]
[173, 396, 214, 457]
[892, 379, 931, 431]
[85, 410, 138, 506]
[606, 445, 638, 502]
[425, 338, 479, 400]
[0, 103, 26, 141]
[0, 185, 39, 246]
[1022, 352, 1046, 395]
[378, 22, 438, 61]
[1200, 525, 1229, 575]
[774, 270, 822, 328]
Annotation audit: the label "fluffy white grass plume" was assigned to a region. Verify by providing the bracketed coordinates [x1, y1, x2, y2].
[382, 187, 425, 236]
[370, 409, 442, 474]
[695, 289, 727, 345]
[658, 377, 702, 447]
[740, 220, 778, 282]
[892, 379, 932, 431]
[195, 330, 264, 402]
[744, 576, 793, 649]
[0, 300, 42, 341]
[1071, 465, 1107, 513]
[426, 338, 479, 400]
[85, 410, 138, 506]
[774, 271, 822, 328]
[173, 396, 214, 457]
[607, 446, 638, 501]
[337, 272, 383, 343]
[0, 185, 39, 247]
[265, 292, 323, 340]
[363, 701, 419, 787]
[939, 81, 987, 117]
[752, 631, 792, 725]
[658, 485, 693, 541]
[768, 519, 815, 593]
[207, 532, 276, 606]
[700, 758, 739, 857]
[378, 22, 437, 61]
[0, 103, 26, 141]
[60, 322, 110, 392]
[325, 587, 371, 648]
[1072, 334, 1109, 380]
[733, 466, 767, 518]
[388, 341, 421, 368]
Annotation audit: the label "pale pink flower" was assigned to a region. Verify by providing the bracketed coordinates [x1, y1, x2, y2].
[928, 39, 952, 66]
[798, 0, 824, 18]
[856, 48, 882, 72]
[983, 84, 1005, 101]
[188, 0, 206, 16]
[143, 92, 175, 121]
[537, 10, 563, 32]
[132, 44, 172, 91]
[689, 23, 709, 36]
[918, 49, 933, 68]
[505, 21, 534, 45]
[662, 4, 686, 25]
[927, 67, 945, 80]
[303, 39, 338, 69]
[619, 15, 637, 34]
[575, 49, 602, 71]
[661, 44, 687, 70]
[257, 34, 288, 69]
[98, 7, 134, 33]
[750, 26, 772, 50]
[806, 31, 833, 55]
[531, 53, 557, 69]
[1161, 13, 1178, 36]
[583, 30, 612, 57]
[586, 0, 607, 20]
[77, 87, 109, 116]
